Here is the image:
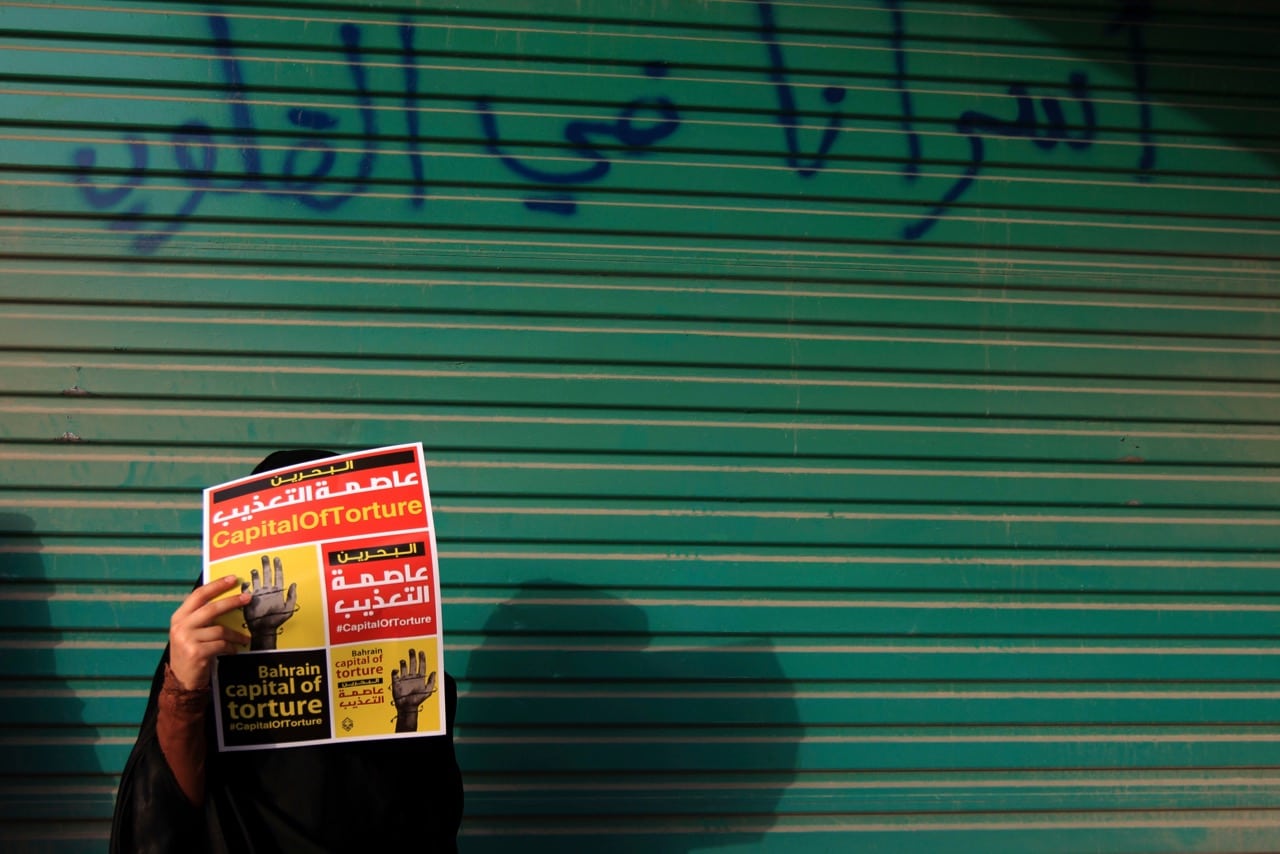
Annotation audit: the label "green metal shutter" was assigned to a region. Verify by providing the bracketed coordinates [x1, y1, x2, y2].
[2, 0, 1278, 851]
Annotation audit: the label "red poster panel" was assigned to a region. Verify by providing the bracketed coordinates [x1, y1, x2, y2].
[323, 533, 439, 647]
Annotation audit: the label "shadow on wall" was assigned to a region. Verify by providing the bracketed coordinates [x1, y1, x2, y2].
[462, 581, 800, 854]
[0, 513, 107, 852]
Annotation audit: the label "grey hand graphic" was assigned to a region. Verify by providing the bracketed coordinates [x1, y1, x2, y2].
[242, 555, 297, 650]
[391, 647, 437, 732]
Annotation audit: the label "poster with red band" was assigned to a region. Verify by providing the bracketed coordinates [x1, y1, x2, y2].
[201, 443, 445, 751]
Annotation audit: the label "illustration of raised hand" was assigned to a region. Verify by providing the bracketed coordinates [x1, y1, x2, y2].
[391, 647, 437, 732]
[243, 555, 297, 650]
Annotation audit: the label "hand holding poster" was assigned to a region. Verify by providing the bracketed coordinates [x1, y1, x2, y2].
[201, 443, 445, 750]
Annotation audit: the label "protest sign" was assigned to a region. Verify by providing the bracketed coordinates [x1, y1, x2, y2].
[202, 443, 444, 750]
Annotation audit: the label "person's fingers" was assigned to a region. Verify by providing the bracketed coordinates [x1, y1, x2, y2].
[273, 556, 284, 588]
[187, 623, 251, 648]
[284, 583, 297, 613]
[260, 554, 271, 588]
[426, 671, 437, 694]
[172, 575, 241, 622]
[416, 649, 426, 677]
[188, 587, 252, 628]
[407, 648, 417, 676]
[390, 667, 400, 683]
[170, 597, 249, 689]
[250, 565, 261, 592]
[182, 636, 241, 669]
[399, 658, 407, 680]
[200, 638, 243, 658]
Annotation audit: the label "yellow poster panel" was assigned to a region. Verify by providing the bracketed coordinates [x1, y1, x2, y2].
[207, 544, 326, 651]
[331, 637, 443, 739]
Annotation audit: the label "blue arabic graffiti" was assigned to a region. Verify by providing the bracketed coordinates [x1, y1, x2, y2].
[896, 0, 1158, 240]
[1109, 0, 1157, 180]
[754, 0, 848, 177]
[69, 1, 1156, 254]
[73, 14, 384, 252]
[399, 19, 428, 210]
[902, 71, 1098, 241]
[884, 0, 922, 181]
[476, 61, 681, 215]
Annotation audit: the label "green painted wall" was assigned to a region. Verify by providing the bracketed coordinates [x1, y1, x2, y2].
[1, 0, 1278, 850]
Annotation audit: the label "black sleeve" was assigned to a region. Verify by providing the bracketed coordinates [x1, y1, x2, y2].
[109, 649, 210, 854]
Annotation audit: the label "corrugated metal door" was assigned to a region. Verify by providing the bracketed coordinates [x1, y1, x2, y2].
[2, 0, 1278, 851]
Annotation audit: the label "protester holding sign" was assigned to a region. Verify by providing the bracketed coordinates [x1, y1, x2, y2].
[110, 448, 463, 854]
